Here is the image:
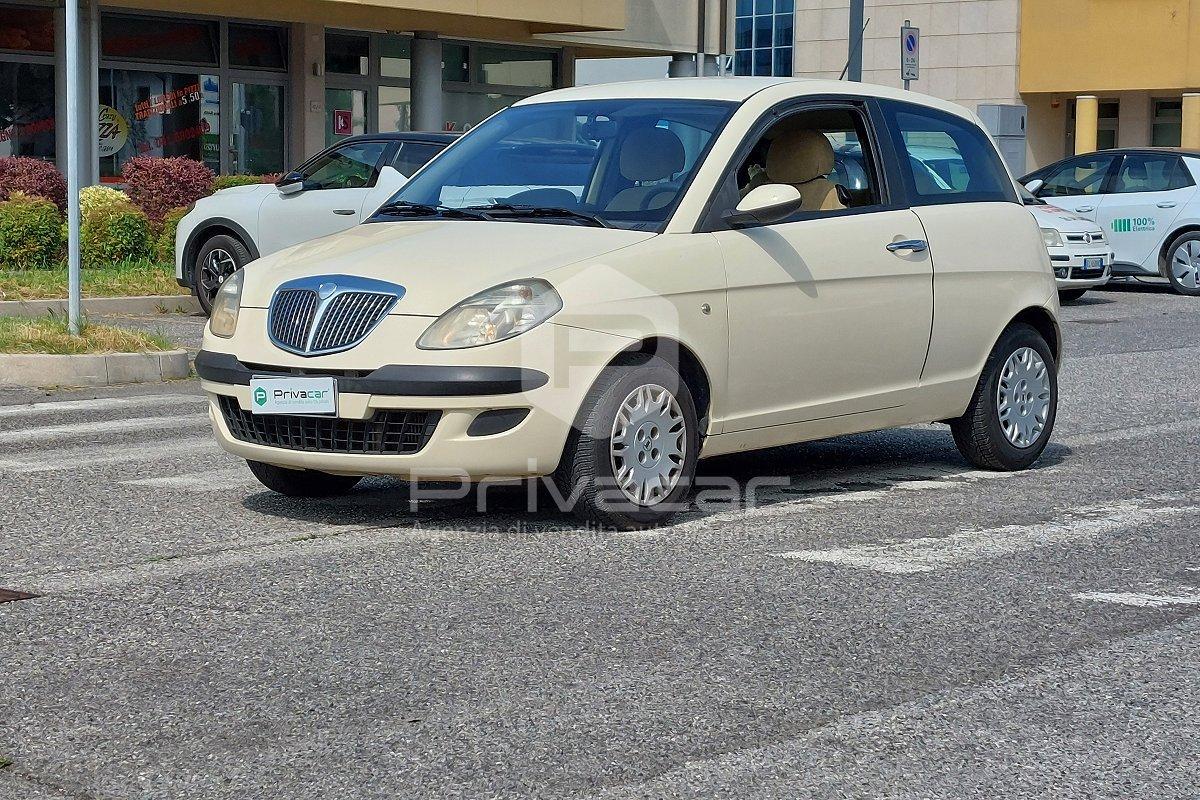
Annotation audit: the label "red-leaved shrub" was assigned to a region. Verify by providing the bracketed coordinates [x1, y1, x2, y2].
[121, 156, 214, 227]
[0, 157, 67, 213]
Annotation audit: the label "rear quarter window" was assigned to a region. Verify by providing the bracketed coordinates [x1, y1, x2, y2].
[882, 101, 1017, 206]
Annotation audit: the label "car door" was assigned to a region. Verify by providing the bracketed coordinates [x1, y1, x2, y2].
[256, 139, 391, 256]
[709, 102, 934, 432]
[1030, 152, 1120, 220]
[1094, 152, 1199, 268]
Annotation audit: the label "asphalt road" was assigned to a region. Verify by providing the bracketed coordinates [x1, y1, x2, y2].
[2, 281, 1199, 799]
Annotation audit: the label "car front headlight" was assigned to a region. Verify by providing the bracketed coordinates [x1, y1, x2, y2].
[417, 279, 562, 350]
[1041, 227, 1065, 248]
[208, 269, 243, 338]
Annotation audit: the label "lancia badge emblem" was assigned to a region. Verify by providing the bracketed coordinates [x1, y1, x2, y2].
[318, 282, 338, 300]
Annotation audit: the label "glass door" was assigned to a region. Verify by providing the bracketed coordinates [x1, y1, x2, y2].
[231, 82, 285, 175]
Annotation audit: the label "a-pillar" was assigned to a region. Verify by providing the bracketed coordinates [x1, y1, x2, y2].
[411, 32, 443, 132]
[1074, 95, 1099, 155]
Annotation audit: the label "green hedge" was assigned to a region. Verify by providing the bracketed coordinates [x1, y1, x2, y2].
[157, 206, 190, 263]
[213, 174, 266, 192]
[82, 204, 153, 267]
[0, 192, 64, 269]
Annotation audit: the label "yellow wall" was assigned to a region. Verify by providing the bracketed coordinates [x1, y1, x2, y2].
[1021, 0, 1200, 93]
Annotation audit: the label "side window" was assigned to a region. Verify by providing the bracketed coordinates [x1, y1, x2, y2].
[728, 105, 883, 219]
[1038, 154, 1116, 197]
[302, 141, 388, 190]
[886, 103, 1014, 204]
[392, 142, 444, 177]
[1112, 154, 1195, 194]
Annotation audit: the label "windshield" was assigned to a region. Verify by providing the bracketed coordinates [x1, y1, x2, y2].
[373, 99, 738, 232]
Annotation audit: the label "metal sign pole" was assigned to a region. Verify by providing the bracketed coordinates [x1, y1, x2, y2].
[847, 0, 864, 82]
[65, 0, 82, 335]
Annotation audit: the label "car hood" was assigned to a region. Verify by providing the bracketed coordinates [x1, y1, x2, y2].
[1026, 203, 1100, 231]
[239, 220, 656, 315]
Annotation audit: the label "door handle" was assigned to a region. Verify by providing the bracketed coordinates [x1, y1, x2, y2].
[333, 209, 356, 216]
[1074, 205, 1095, 213]
[1157, 201, 1178, 208]
[886, 239, 929, 253]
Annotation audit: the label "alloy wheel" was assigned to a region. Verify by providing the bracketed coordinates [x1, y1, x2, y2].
[610, 384, 687, 506]
[996, 346, 1051, 449]
[1170, 240, 1200, 289]
[200, 248, 238, 301]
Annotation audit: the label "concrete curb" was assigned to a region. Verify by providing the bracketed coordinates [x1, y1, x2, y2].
[0, 295, 200, 318]
[0, 350, 192, 388]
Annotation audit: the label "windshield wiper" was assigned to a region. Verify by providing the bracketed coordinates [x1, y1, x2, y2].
[466, 204, 611, 228]
[374, 201, 490, 221]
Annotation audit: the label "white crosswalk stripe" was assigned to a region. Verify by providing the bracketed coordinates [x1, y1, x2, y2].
[1074, 590, 1200, 608]
[123, 466, 256, 491]
[0, 437, 220, 474]
[0, 395, 205, 419]
[0, 414, 208, 445]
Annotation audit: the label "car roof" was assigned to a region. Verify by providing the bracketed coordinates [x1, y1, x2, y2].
[515, 77, 978, 120]
[1092, 146, 1200, 158]
[339, 132, 460, 145]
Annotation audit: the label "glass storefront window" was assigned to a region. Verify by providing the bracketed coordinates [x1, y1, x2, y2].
[229, 24, 287, 71]
[99, 69, 220, 178]
[381, 37, 411, 79]
[0, 6, 54, 52]
[0, 61, 55, 159]
[233, 83, 285, 174]
[443, 90, 524, 132]
[325, 88, 365, 146]
[379, 86, 412, 133]
[1153, 100, 1183, 147]
[477, 46, 554, 88]
[443, 44, 470, 83]
[326, 33, 369, 76]
[102, 15, 219, 65]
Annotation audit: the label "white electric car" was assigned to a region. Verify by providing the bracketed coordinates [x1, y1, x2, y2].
[1021, 187, 1112, 301]
[196, 78, 1060, 529]
[1022, 148, 1200, 295]
[175, 132, 456, 313]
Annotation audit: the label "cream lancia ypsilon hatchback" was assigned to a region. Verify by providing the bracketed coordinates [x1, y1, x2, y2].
[196, 78, 1061, 529]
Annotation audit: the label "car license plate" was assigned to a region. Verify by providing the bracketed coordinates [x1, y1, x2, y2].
[249, 376, 337, 415]
[1083, 256, 1105, 270]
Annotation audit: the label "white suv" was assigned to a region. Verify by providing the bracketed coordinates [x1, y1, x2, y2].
[175, 132, 455, 313]
[195, 79, 1060, 529]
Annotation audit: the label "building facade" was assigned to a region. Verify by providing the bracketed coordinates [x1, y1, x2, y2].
[0, 0, 722, 181]
[776, 0, 1200, 172]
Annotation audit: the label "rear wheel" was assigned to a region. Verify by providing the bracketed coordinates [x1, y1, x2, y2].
[553, 356, 700, 530]
[1164, 232, 1200, 296]
[194, 234, 252, 315]
[950, 323, 1057, 471]
[247, 460, 362, 497]
[1058, 288, 1087, 302]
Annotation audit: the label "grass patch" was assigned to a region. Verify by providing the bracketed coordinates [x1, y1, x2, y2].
[0, 314, 175, 355]
[0, 260, 181, 301]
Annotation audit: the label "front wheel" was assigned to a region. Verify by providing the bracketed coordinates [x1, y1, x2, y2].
[1164, 232, 1200, 296]
[554, 356, 700, 530]
[194, 234, 252, 315]
[247, 460, 362, 497]
[950, 323, 1057, 471]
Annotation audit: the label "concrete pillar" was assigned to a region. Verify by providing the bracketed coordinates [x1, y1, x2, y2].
[1074, 95, 1099, 154]
[699, 54, 719, 76]
[288, 23, 326, 166]
[1183, 93, 1200, 150]
[669, 54, 697, 77]
[411, 31, 443, 132]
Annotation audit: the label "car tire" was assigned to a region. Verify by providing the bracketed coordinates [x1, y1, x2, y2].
[553, 355, 700, 530]
[1163, 231, 1200, 296]
[194, 234, 252, 315]
[246, 460, 363, 497]
[1058, 288, 1087, 302]
[950, 323, 1057, 471]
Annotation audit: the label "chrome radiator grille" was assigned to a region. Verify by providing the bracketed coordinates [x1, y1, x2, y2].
[266, 276, 404, 357]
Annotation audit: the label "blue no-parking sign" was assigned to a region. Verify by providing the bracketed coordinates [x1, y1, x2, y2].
[901, 25, 920, 82]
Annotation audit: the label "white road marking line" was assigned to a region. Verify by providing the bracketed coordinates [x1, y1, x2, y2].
[0, 414, 208, 445]
[122, 466, 255, 490]
[774, 498, 1196, 574]
[1074, 590, 1200, 608]
[0, 437, 222, 474]
[1060, 417, 1200, 448]
[0, 394, 205, 419]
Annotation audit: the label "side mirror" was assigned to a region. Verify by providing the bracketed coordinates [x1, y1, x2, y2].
[276, 171, 306, 196]
[1024, 178, 1044, 195]
[722, 184, 805, 228]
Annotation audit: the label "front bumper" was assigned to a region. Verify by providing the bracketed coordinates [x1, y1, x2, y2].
[1050, 247, 1113, 290]
[198, 312, 634, 481]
